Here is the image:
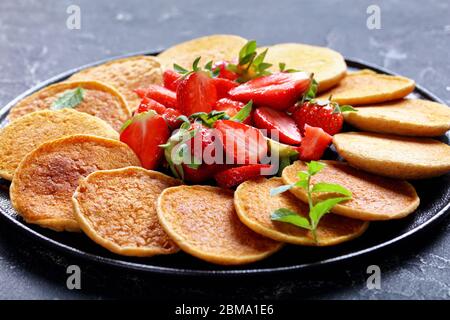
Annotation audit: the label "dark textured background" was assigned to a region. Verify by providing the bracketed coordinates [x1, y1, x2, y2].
[0, 0, 449, 300]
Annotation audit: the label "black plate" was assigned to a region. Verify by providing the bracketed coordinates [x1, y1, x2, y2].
[0, 52, 449, 276]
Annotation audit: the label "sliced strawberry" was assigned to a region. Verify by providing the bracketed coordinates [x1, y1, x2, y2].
[120, 110, 170, 169]
[211, 77, 238, 99]
[176, 71, 217, 116]
[136, 97, 182, 129]
[183, 164, 222, 183]
[214, 119, 267, 165]
[298, 125, 332, 161]
[214, 164, 272, 188]
[163, 69, 181, 91]
[229, 72, 310, 111]
[253, 106, 301, 145]
[214, 98, 251, 124]
[292, 101, 344, 135]
[135, 85, 177, 109]
[213, 60, 238, 81]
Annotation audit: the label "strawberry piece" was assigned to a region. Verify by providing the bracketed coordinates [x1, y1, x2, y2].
[253, 106, 301, 145]
[163, 69, 181, 91]
[212, 77, 239, 99]
[135, 85, 177, 109]
[298, 125, 332, 161]
[214, 119, 267, 165]
[214, 164, 272, 188]
[120, 110, 170, 169]
[183, 164, 223, 183]
[292, 101, 344, 135]
[136, 97, 182, 129]
[229, 72, 310, 111]
[213, 60, 238, 81]
[214, 98, 251, 124]
[177, 71, 217, 116]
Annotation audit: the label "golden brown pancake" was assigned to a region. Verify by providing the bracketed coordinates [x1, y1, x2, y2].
[0, 109, 118, 181]
[282, 161, 420, 220]
[157, 34, 247, 70]
[73, 167, 180, 257]
[234, 177, 369, 245]
[260, 43, 347, 92]
[344, 99, 450, 137]
[333, 132, 450, 179]
[317, 70, 415, 105]
[68, 56, 162, 109]
[8, 81, 130, 131]
[156, 185, 282, 265]
[10, 135, 141, 232]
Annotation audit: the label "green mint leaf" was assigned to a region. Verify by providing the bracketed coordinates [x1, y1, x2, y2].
[51, 87, 84, 110]
[271, 209, 312, 230]
[297, 171, 309, 180]
[309, 197, 350, 228]
[294, 179, 309, 189]
[270, 183, 295, 196]
[230, 100, 252, 122]
[311, 182, 352, 197]
[173, 63, 189, 74]
[279, 62, 286, 72]
[340, 105, 357, 112]
[307, 161, 325, 176]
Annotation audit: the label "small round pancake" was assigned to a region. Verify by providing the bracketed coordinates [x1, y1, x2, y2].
[73, 167, 180, 257]
[333, 132, 450, 179]
[157, 34, 248, 70]
[317, 70, 415, 105]
[0, 109, 118, 181]
[344, 99, 450, 137]
[156, 185, 282, 265]
[260, 43, 347, 92]
[8, 80, 130, 131]
[10, 135, 141, 232]
[282, 161, 419, 220]
[234, 177, 369, 245]
[68, 56, 163, 109]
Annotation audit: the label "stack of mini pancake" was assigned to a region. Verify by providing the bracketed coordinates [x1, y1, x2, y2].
[1, 34, 449, 266]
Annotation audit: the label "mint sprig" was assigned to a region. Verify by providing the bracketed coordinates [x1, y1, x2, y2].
[51, 87, 85, 110]
[270, 161, 352, 242]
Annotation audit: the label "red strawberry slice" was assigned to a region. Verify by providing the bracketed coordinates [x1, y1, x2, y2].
[214, 119, 267, 165]
[292, 101, 344, 136]
[135, 85, 177, 109]
[229, 72, 310, 111]
[136, 97, 182, 129]
[120, 110, 170, 169]
[298, 124, 332, 161]
[253, 106, 301, 145]
[177, 71, 217, 116]
[212, 77, 238, 99]
[214, 98, 251, 124]
[163, 69, 181, 91]
[213, 60, 238, 81]
[214, 164, 272, 188]
[183, 164, 223, 183]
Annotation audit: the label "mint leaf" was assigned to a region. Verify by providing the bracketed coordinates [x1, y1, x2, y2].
[311, 182, 352, 197]
[230, 100, 252, 122]
[340, 105, 357, 112]
[294, 179, 309, 189]
[51, 87, 84, 110]
[270, 183, 295, 196]
[271, 209, 312, 230]
[309, 197, 350, 228]
[307, 161, 325, 176]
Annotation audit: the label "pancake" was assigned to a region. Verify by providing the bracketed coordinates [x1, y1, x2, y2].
[73, 167, 180, 257]
[260, 43, 347, 92]
[0, 109, 118, 181]
[317, 70, 415, 105]
[68, 56, 162, 109]
[282, 161, 420, 220]
[234, 177, 369, 245]
[156, 185, 282, 265]
[10, 135, 141, 232]
[8, 80, 130, 131]
[333, 132, 450, 179]
[157, 34, 247, 70]
[344, 99, 450, 137]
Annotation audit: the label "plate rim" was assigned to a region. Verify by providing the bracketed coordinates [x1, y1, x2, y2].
[0, 51, 449, 276]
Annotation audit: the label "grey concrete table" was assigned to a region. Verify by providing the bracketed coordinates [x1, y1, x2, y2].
[0, 0, 449, 300]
